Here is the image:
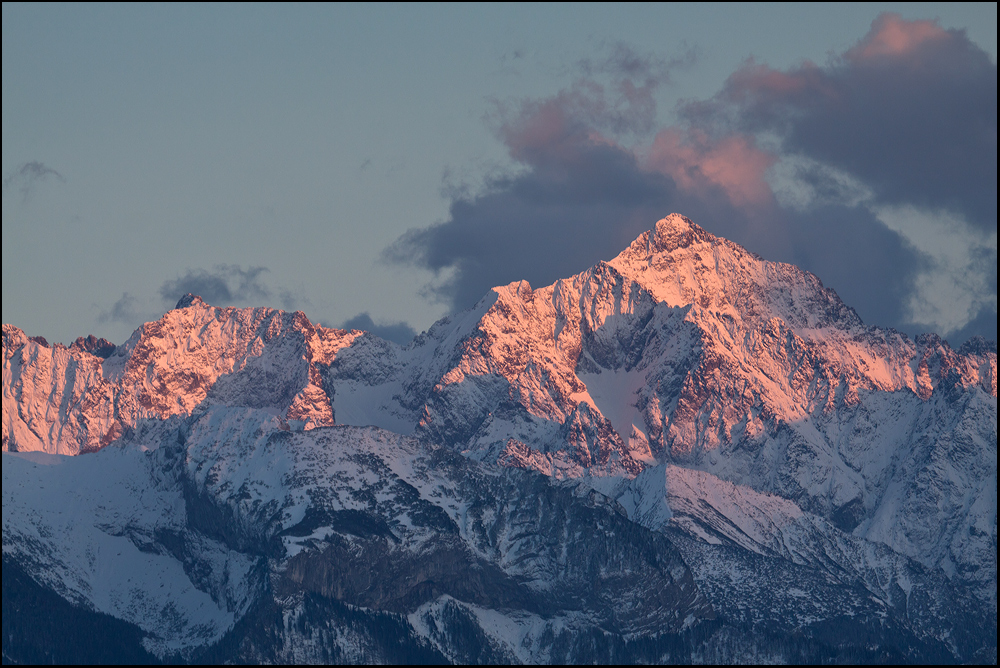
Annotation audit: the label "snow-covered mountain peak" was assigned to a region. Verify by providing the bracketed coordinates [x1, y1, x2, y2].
[174, 292, 205, 309]
[650, 212, 714, 252]
[3, 299, 362, 455]
[2, 323, 28, 351]
[320, 215, 994, 462]
[606, 214, 861, 339]
[3, 213, 996, 663]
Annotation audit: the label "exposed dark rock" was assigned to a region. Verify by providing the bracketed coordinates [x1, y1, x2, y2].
[70, 334, 117, 358]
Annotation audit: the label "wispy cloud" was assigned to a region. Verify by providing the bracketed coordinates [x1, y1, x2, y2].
[159, 265, 274, 306]
[97, 292, 140, 324]
[2, 161, 65, 202]
[341, 312, 417, 346]
[96, 270, 304, 333]
[577, 41, 695, 86]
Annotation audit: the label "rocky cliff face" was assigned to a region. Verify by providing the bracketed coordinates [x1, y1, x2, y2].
[3, 214, 996, 664]
[3, 296, 360, 455]
[320, 214, 997, 610]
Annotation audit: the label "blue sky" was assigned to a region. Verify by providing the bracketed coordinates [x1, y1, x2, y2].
[3, 4, 996, 346]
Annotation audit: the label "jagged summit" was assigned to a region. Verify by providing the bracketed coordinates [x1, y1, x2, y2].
[174, 293, 205, 309]
[650, 212, 715, 252]
[610, 212, 718, 260]
[601, 214, 865, 339]
[3, 213, 997, 663]
[69, 334, 116, 358]
[4, 296, 360, 454]
[4, 214, 994, 456]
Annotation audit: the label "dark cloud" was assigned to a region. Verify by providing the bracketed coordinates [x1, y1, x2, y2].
[384, 49, 700, 310]
[159, 265, 272, 306]
[384, 56, 915, 327]
[495, 79, 658, 143]
[781, 204, 925, 329]
[2, 161, 65, 201]
[490, 43, 695, 148]
[386, 15, 995, 345]
[947, 306, 998, 350]
[277, 288, 300, 312]
[342, 312, 417, 346]
[98, 292, 140, 324]
[384, 137, 678, 311]
[686, 13, 997, 232]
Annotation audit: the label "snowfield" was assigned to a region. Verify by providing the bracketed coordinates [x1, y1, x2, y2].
[3, 215, 996, 663]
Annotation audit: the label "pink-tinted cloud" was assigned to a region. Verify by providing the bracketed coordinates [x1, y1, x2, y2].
[688, 13, 996, 232]
[847, 13, 949, 61]
[387, 78, 682, 311]
[388, 16, 994, 344]
[497, 89, 589, 164]
[646, 129, 776, 207]
[495, 44, 692, 164]
[497, 80, 657, 166]
[386, 48, 924, 333]
[717, 60, 832, 108]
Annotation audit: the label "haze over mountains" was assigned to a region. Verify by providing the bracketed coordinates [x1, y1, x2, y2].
[3, 215, 996, 663]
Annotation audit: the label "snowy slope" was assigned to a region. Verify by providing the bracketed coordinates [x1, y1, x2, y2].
[2, 444, 261, 656]
[4, 407, 715, 661]
[2, 213, 996, 663]
[5, 404, 991, 662]
[319, 215, 997, 605]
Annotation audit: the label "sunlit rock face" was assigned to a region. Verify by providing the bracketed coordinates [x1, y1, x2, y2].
[323, 213, 997, 610]
[3, 215, 996, 664]
[3, 297, 361, 455]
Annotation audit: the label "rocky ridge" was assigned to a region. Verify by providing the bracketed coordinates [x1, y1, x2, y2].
[3, 214, 996, 664]
[3, 296, 360, 455]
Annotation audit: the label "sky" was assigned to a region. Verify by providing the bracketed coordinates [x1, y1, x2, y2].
[3, 3, 996, 347]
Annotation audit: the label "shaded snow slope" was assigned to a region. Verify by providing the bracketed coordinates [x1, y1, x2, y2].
[3, 213, 996, 662]
[321, 214, 997, 606]
[6, 405, 991, 662]
[2, 445, 261, 656]
[3, 408, 717, 661]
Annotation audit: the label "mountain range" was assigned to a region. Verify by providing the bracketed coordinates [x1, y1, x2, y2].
[3, 214, 996, 663]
